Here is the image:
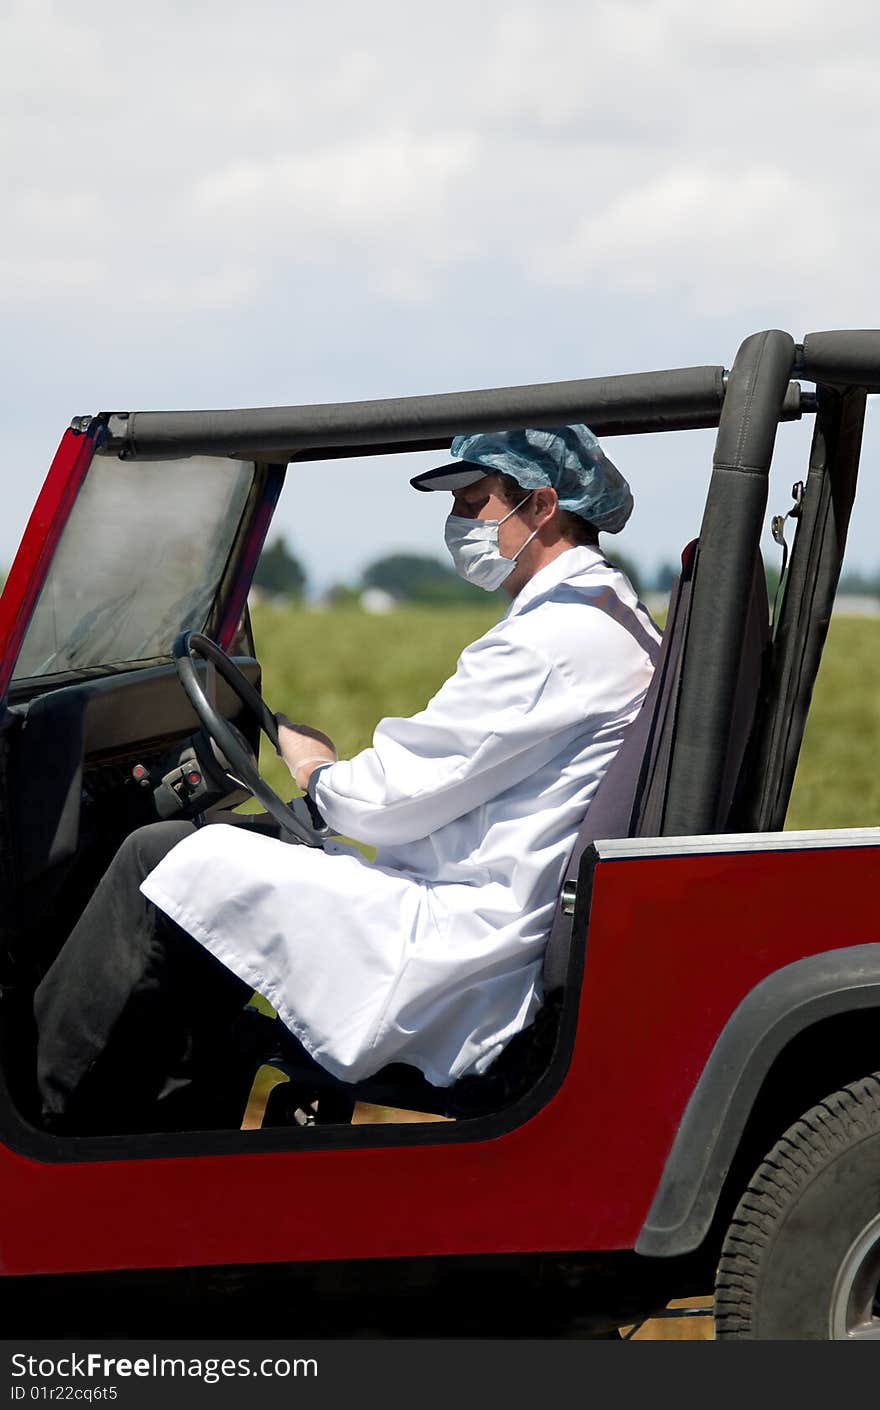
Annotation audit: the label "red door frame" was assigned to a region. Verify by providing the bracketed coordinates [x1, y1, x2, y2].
[0, 427, 101, 701]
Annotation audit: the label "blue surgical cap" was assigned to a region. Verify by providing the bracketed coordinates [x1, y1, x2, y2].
[451, 425, 632, 533]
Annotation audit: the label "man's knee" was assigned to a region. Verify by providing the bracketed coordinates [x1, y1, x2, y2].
[117, 821, 196, 882]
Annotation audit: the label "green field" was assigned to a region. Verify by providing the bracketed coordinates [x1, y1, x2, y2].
[249, 604, 879, 833]
[786, 617, 880, 829]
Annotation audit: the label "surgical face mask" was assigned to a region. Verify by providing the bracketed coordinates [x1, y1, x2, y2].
[444, 493, 538, 592]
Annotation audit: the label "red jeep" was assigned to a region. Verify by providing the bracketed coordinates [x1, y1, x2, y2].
[1, 329, 878, 1340]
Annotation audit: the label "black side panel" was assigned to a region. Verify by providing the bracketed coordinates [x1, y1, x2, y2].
[662, 330, 793, 835]
[635, 546, 696, 835]
[13, 692, 85, 883]
[0, 711, 22, 956]
[715, 552, 770, 826]
[733, 384, 866, 831]
[636, 944, 880, 1257]
[8, 660, 262, 884]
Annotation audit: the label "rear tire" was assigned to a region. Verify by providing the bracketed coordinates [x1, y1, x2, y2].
[715, 1073, 880, 1339]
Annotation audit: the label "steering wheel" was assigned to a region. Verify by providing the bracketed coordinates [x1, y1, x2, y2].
[172, 631, 325, 846]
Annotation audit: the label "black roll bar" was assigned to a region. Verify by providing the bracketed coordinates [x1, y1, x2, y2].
[94, 365, 806, 462]
[662, 329, 796, 836]
[799, 330, 880, 390]
[733, 382, 867, 831]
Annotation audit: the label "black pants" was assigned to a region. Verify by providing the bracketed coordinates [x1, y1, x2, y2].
[34, 815, 286, 1136]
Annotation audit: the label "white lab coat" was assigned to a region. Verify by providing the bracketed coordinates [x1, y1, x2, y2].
[141, 546, 660, 1087]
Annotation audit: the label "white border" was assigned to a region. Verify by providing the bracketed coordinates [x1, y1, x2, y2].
[596, 827, 880, 860]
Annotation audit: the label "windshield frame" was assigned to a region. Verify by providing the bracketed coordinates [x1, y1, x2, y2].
[1, 423, 284, 704]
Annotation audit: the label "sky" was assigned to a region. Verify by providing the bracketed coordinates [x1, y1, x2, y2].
[2, 0, 879, 593]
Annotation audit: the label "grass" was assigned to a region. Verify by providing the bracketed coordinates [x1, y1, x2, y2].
[246, 603, 501, 806]
[249, 604, 879, 832]
[785, 618, 880, 829]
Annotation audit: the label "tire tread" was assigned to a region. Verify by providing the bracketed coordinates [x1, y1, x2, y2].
[715, 1071, 880, 1339]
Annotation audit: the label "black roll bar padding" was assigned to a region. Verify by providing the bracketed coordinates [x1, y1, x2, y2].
[101, 367, 732, 460]
[279, 381, 802, 461]
[274, 380, 804, 460]
[661, 329, 796, 837]
[733, 383, 867, 832]
[97, 368, 811, 463]
[800, 330, 880, 390]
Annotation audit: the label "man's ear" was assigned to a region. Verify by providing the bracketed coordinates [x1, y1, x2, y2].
[533, 485, 559, 523]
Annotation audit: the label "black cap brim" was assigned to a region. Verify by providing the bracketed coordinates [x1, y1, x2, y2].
[409, 463, 489, 493]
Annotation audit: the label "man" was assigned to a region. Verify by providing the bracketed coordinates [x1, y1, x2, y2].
[34, 425, 660, 1134]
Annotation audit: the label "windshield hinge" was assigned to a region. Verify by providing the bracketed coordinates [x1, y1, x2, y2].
[770, 480, 805, 631]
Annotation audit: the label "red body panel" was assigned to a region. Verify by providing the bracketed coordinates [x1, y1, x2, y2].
[1, 841, 877, 1278]
[0, 429, 98, 700]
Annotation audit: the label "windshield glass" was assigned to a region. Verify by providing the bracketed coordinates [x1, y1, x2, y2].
[12, 455, 254, 681]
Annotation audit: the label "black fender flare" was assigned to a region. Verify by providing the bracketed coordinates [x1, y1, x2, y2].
[635, 944, 880, 1257]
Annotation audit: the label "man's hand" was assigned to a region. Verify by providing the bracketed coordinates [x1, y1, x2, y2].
[275, 714, 338, 793]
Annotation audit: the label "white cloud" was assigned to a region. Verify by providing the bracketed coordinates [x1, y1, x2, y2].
[3, 0, 879, 316]
[195, 132, 479, 244]
[184, 131, 481, 301]
[127, 264, 263, 312]
[2, 0, 880, 573]
[0, 255, 105, 303]
[532, 166, 838, 312]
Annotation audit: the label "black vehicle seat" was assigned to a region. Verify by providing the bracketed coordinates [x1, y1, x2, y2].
[544, 537, 769, 990]
[253, 541, 770, 1126]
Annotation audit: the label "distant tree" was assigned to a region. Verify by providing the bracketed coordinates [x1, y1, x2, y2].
[253, 536, 307, 599]
[653, 562, 677, 594]
[603, 549, 643, 597]
[410, 574, 489, 606]
[838, 568, 880, 595]
[324, 583, 362, 608]
[361, 553, 485, 605]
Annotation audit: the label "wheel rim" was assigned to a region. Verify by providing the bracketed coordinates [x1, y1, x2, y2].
[830, 1211, 880, 1339]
